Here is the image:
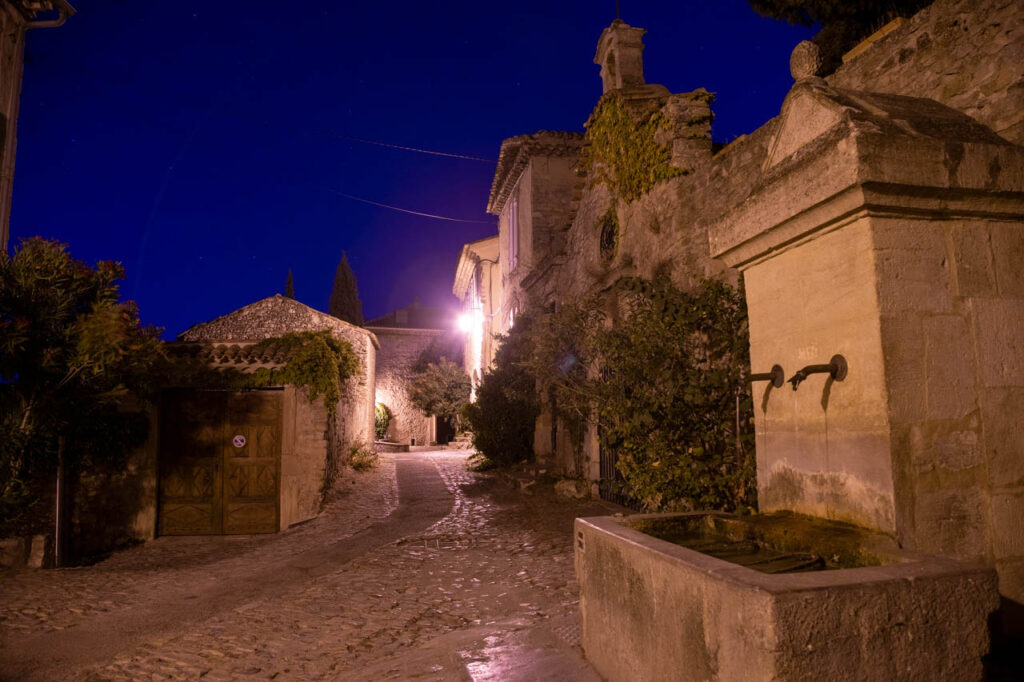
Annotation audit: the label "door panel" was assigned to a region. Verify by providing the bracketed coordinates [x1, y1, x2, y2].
[222, 392, 280, 534]
[159, 389, 281, 535]
[158, 391, 225, 535]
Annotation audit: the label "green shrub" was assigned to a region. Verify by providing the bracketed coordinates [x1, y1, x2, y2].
[374, 402, 392, 440]
[349, 442, 379, 471]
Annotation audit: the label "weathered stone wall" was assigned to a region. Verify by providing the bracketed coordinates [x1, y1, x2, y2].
[712, 75, 1024, 633]
[369, 327, 443, 445]
[577, 515, 998, 682]
[828, 0, 1024, 145]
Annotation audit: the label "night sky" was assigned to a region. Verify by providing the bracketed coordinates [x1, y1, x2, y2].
[11, 1, 812, 339]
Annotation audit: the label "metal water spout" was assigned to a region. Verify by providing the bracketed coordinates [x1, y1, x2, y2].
[788, 354, 847, 390]
[750, 365, 785, 388]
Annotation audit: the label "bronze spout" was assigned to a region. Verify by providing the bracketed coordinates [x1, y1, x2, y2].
[750, 365, 785, 388]
[788, 354, 848, 390]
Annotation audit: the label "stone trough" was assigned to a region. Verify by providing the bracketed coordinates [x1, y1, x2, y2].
[575, 511, 997, 681]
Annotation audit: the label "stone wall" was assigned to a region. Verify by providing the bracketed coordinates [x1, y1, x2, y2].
[369, 327, 444, 445]
[828, 0, 1024, 145]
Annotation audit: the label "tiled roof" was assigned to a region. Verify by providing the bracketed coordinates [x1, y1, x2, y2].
[179, 294, 378, 349]
[487, 131, 585, 215]
[167, 342, 288, 373]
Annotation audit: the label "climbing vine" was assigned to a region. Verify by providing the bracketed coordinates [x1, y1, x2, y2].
[583, 93, 688, 203]
[175, 330, 360, 414]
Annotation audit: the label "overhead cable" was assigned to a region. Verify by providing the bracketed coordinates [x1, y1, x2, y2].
[324, 188, 496, 224]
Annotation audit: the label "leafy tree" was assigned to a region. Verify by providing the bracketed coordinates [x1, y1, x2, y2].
[463, 316, 539, 467]
[594, 278, 755, 512]
[408, 358, 470, 428]
[0, 238, 165, 534]
[328, 251, 363, 325]
[748, 0, 932, 72]
[524, 278, 756, 512]
[284, 269, 295, 299]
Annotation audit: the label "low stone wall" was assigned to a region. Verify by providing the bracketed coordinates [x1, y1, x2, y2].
[576, 514, 998, 682]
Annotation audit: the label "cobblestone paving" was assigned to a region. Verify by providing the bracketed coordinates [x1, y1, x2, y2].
[0, 453, 616, 680]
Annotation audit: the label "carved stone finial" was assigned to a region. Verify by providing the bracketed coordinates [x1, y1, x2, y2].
[790, 41, 823, 81]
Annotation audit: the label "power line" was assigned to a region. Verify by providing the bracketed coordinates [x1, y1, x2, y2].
[324, 188, 495, 224]
[339, 135, 496, 163]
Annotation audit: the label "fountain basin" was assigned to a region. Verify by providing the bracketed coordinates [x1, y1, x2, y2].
[575, 512, 997, 681]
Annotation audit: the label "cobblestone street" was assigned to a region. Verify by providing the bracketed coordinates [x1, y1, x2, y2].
[0, 452, 618, 680]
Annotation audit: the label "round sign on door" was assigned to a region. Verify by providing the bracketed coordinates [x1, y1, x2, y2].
[232, 434, 246, 448]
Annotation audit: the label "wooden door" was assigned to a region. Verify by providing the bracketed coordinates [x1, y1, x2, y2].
[158, 389, 281, 535]
[222, 391, 281, 533]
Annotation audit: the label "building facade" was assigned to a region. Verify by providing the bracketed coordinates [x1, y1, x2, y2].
[452, 235, 500, 396]
[0, 0, 74, 252]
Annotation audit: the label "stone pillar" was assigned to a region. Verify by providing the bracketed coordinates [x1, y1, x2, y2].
[711, 76, 1024, 623]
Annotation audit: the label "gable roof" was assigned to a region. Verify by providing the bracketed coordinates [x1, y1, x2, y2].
[179, 294, 379, 348]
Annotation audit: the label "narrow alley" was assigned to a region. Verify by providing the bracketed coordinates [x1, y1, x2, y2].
[0, 452, 615, 681]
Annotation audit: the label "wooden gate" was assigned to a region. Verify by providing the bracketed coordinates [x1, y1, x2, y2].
[158, 389, 282, 535]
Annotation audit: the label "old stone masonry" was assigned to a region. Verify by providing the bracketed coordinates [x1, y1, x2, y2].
[0, 452, 619, 681]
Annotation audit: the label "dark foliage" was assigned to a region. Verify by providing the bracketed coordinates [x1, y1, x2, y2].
[328, 252, 364, 325]
[748, 0, 933, 72]
[463, 317, 539, 467]
[284, 269, 295, 299]
[0, 238, 165, 534]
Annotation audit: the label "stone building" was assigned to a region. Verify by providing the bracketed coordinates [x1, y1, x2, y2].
[0, 0, 74, 252]
[158, 295, 378, 537]
[43, 295, 380, 562]
[366, 300, 461, 446]
[478, 0, 1024, 646]
[452, 234, 501, 396]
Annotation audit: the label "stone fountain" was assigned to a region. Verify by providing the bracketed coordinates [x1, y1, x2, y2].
[575, 42, 1023, 681]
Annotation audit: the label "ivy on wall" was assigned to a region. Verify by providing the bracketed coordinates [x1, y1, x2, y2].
[583, 94, 688, 203]
[175, 330, 360, 414]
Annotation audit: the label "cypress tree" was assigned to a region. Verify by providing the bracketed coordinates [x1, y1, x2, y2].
[284, 269, 295, 299]
[328, 251, 364, 325]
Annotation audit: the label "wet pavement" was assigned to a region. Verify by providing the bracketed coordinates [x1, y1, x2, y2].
[0, 452, 618, 680]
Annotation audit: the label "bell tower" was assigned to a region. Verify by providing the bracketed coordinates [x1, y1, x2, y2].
[594, 20, 647, 94]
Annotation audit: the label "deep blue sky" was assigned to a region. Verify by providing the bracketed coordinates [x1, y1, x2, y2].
[11, 1, 811, 339]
